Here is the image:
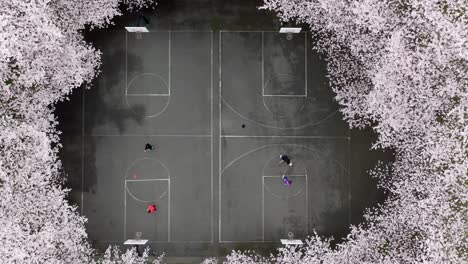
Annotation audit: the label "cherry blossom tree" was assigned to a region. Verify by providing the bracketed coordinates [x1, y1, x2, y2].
[250, 0, 468, 263]
[202, 251, 270, 264]
[0, 0, 157, 263]
[94, 246, 164, 264]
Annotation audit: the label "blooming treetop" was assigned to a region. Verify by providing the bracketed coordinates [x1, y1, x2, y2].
[94, 246, 164, 264]
[215, 0, 468, 263]
[0, 0, 156, 263]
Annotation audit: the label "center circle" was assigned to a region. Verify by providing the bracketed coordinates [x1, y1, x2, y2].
[262, 155, 308, 199]
[125, 158, 170, 202]
[125, 73, 170, 118]
[262, 96, 307, 117]
[263, 74, 307, 117]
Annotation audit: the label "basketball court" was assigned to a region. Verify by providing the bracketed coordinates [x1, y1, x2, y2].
[83, 31, 213, 243]
[77, 30, 351, 249]
[219, 31, 350, 242]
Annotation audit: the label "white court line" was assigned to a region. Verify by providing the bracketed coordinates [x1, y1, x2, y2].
[221, 96, 340, 130]
[262, 95, 307, 97]
[262, 176, 264, 241]
[219, 240, 279, 243]
[263, 174, 308, 240]
[221, 143, 349, 184]
[306, 173, 308, 234]
[168, 178, 171, 241]
[168, 31, 171, 96]
[125, 179, 169, 182]
[262, 32, 307, 97]
[126, 94, 170, 96]
[81, 87, 85, 216]
[124, 181, 127, 240]
[220, 30, 310, 33]
[348, 137, 351, 230]
[262, 175, 307, 178]
[218, 31, 223, 243]
[125, 30, 128, 101]
[221, 135, 350, 139]
[123, 32, 127, 237]
[89, 134, 211, 137]
[124, 179, 171, 242]
[122, 30, 213, 33]
[125, 182, 168, 202]
[210, 31, 214, 243]
[261, 31, 264, 97]
[220, 30, 338, 130]
[143, 30, 213, 32]
[95, 240, 215, 243]
[125, 32, 171, 96]
[262, 175, 308, 195]
[219, 142, 349, 241]
[305, 31, 308, 97]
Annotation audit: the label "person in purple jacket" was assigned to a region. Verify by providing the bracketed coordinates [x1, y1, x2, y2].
[281, 175, 292, 187]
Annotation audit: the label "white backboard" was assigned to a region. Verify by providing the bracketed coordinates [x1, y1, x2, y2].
[125, 27, 149, 33]
[124, 239, 149, 245]
[280, 239, 304, 245]
[279, 27, 302, 33]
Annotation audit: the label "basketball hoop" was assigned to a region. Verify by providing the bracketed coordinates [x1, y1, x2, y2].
[280, 231, 303, 245]
[135, 232, 142, 240]
[279, 27, 301, 41]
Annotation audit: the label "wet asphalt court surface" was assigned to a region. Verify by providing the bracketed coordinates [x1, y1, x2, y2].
[56, 0, 390, 259]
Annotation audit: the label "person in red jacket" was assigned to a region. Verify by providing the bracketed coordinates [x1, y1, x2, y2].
[147, 204, 157, 214]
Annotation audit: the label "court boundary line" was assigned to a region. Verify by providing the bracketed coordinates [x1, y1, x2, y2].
[122, 32, 213, 243]
[124, 179, 171, 242]
[125, 32, 171, 119]
[348, 137, 351, 251]
[210, 31, 214, 243]
[262, 176, 264, 240]
[262, 174, 309, 241]
[89, 134, 211, 137]
[127, 30, 214, 33]
[125, 33, 171, 96]
[125, 179, 169, 182]
[218, 31, 222, 243]
[81, 31, 214, 244]
[94, 240, 230, 243]
[262, 94, 308, 97]
[220, 30, 340, 130]
[219, 142, 349, 242]
[218, 240, 280, 243]
[220, 30, 310, 33]
[221, 143, 349, 175]
[262, 32, 307, 97]
[221, 96, 340, 130]
[125, 179, 169, 202]
[305, 31, 308, 97]
[263, 175, 307, 178]
[126, 72, 170, 96]
[169, 31, 171, 97]
[126, 94, 170, 96]
[221, 135, 350, 139]
[92, 239, 282, 243]
[81, 87, 85, 216]
[261, 32, 264, 97]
